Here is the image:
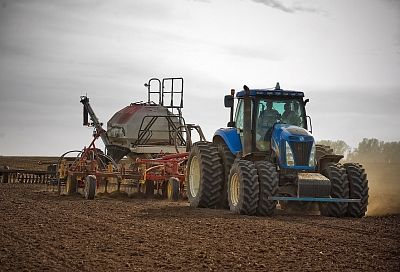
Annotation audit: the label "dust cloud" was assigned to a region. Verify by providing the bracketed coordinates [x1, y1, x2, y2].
[364, 163, 400, 216]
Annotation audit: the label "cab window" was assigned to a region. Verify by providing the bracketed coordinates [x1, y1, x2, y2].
[256, 99, 305, 130]
[235, 99, 244, 130]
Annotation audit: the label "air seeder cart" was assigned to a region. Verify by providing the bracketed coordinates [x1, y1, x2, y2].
[57, 78, 205, 200]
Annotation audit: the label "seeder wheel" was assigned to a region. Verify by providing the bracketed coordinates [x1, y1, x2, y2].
[139, 181, 155, 197]
[84, 175, 97, 200]
[167, 177, 180, 201]
[66, 174, 77, 195]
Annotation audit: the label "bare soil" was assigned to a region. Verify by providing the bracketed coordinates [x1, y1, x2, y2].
[0, 156, 60, 171]
[0, 183, 399, 272]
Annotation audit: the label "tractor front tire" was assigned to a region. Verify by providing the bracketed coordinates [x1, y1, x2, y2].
[84, 175, 97, 200]
[186, 142, 223, 208]
[344, 163, 369, 217]
[228, 160, 259, 215]
[167, 177, 180, 201]
[255, 161, 278, 216]
[320, 163, 349, 217]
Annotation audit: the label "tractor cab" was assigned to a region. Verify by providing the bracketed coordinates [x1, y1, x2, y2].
[234, 86, 308, 151]
[217, 83, 315, 171]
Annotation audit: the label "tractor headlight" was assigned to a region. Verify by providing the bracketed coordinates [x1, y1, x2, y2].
[309, 142, 316, 166]
[285, 142, 294, 166]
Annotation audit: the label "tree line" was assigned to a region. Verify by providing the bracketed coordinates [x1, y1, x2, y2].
[316, 138, 400, 164]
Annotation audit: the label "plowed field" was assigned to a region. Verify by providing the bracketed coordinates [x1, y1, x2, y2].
[0, 183, 399, 272]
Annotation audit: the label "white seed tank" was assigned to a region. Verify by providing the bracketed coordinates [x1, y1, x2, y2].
[107, 102, 182, 149]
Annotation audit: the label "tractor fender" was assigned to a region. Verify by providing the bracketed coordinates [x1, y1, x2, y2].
[318, 154, 344, 173]
[213, 128, 242, 155]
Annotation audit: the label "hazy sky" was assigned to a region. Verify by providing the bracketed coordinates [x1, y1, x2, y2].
[0, 0, 399, 155]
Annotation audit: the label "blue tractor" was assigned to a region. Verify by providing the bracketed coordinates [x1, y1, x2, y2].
[186, 83, 368, 217]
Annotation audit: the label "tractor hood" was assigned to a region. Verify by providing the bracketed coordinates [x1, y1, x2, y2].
[272, 124, 314, 143]
[271, 124, 315, 170]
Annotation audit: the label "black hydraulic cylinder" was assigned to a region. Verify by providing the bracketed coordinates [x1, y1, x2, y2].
[83, 105, 89, 126]
[80, 95, 110, 147]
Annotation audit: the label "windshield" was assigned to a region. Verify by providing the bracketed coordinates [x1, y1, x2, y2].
[256, 98, 305, 128]
[255, 98, 306, 151]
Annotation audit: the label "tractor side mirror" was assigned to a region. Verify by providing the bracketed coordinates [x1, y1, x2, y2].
[304, 98, 309, 106]
[306, 115, 313, 134]
[224, 95, 234, 108]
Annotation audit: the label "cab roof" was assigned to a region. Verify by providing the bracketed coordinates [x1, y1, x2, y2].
[236, 88, 304, 98]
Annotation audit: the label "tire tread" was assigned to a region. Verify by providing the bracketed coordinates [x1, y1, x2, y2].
[320, 163, 349, 217]
[255, 161, 278, 216]
[344, 163, 369, 218]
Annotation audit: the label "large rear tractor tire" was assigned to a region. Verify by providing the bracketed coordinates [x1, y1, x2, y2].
[228, 160, 259, 215]
[255, 161, 278, 216]
[344, 163, 369, 217]
[167, 177, 180, 201]
[66, 174, 77, 194]
[215, 141, 235, 209]
[84, 175, 97, 200]
[319, 163, 349, 217]
[186, 142, 224, 208]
